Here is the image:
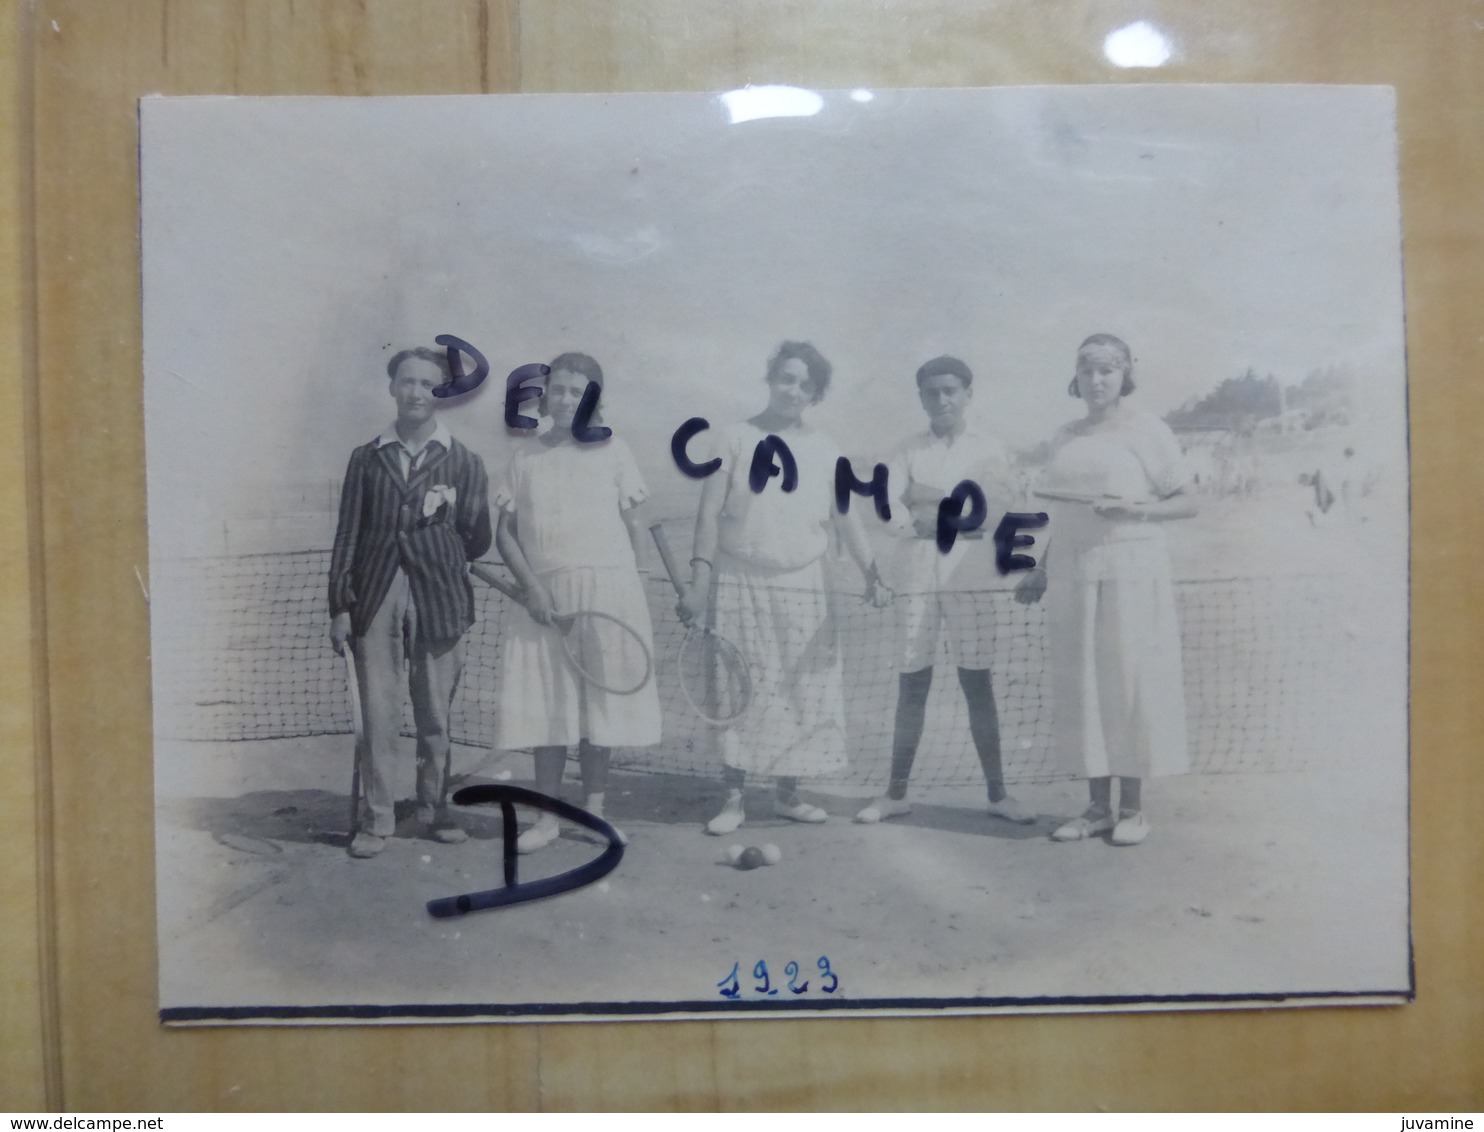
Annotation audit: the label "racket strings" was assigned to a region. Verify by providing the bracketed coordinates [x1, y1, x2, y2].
[676, 629, 752, 725]
[558, 610, 653, 696]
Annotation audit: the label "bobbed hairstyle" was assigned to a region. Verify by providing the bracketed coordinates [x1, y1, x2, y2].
[766, 340, 833, 404]
[542, 351, 605, 421]
[916, 354, 973, 390]
[1069, 333, 1136, 398]
[386, 346, 452, 383]
[548, 351, 604, 390]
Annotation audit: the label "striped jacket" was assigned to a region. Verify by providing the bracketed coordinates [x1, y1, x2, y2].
[328, 432, 492, 641]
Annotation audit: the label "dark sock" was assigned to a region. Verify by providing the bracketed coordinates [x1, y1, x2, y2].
[532, 746, 566, 798]
[1119, 776, 1142, 813]
[958, 667, 1005, 802]
[889, 668, 934, 800]
[723, 765, 746, 792]
[775, 775, 798, 802]
[578, 741, 610, 797]
[1089, 777, 1113, 813]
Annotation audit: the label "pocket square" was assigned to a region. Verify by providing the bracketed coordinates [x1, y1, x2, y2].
[423, 484, 457, 517]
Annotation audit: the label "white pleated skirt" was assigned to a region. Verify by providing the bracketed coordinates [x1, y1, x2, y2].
[710, 551, 848, 778]
[493, 566, 662, 749]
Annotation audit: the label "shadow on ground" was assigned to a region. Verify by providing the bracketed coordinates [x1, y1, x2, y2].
[163, 768, 1052, 853]
[812, 798, 1057, 841]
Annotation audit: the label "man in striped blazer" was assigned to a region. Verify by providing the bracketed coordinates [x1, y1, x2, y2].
[329, 347, 493, 858]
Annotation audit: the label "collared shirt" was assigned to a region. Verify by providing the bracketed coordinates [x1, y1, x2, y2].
[884, 419, 1017, 591]
[377, 418, 453, 480]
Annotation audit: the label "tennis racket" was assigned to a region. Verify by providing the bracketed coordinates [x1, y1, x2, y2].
[1031, 488, 1126, 506]
[649, 523, 753, 726]
[343, 648, 364, 838]
[470, 562, 653, 696]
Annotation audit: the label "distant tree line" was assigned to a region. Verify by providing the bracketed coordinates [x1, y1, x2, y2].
[1164, 366, 1352, 433]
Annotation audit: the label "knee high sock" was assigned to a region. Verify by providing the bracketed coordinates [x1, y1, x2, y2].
[578, 740, 609, 798]
[889, 667, 935, 800]
[957, 667, 1005, 802]
[532, 746, 566, 800]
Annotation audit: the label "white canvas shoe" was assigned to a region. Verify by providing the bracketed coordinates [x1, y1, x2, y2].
[774, 798, 827, 823]
[1050, 808, 1115, 842]
[855, 796, 912, 823]
[706, 792, 745, 836]
[516, 815, 560, 854]
[1110, 810, 1150, 846]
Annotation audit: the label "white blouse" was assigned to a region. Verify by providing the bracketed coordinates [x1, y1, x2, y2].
[711, 422, 840, 572]
[494, 435, 648, 575]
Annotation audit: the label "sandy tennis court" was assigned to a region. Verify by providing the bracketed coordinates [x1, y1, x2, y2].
[156, 734, 1407, 1018]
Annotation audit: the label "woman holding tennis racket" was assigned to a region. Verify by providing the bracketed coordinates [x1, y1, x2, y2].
[678, 341, 892, 835]
[1015, 334, 1196, 846]
[492, 353, 661, 853]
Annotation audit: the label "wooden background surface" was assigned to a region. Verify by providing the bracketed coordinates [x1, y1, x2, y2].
[3, 0, 1482, 1111]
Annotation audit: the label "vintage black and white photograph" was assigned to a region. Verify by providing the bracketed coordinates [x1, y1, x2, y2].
[142, 85, 1410, 1021]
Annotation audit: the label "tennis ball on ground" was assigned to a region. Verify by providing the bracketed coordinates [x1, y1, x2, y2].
[737, 846, 766, 870]
[760, 843, 782, 866]
[725, 844, 745, 865]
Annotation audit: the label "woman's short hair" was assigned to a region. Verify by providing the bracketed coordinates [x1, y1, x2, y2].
[542, 351, 605, 419]
[549, 351, 604, 389]
[386, 346, 452, 383]
[916, 355, 973, 390]
[1068, 333, 1136, 398]
[766, 340, 833, 403]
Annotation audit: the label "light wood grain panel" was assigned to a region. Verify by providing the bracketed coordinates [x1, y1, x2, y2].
[30, 0, 540, 1112]
[20, 0, 1484, 1111]
[0, 0, 53, 1111]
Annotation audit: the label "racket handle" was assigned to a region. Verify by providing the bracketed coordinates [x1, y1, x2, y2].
[344, 650, 362, 835]
[470, 561, 525, 602]
[649, 523, 687, 597]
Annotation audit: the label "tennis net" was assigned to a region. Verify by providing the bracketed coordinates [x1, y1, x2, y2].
[151, 548, 1360, 784]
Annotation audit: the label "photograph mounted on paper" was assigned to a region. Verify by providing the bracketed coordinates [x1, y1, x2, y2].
[141, 86, 1410, 1022]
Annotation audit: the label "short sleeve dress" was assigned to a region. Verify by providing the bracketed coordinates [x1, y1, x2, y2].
[707, 422, 848, 778]
[491, 434, 662, 750]
[1036, 408, 1192, 779]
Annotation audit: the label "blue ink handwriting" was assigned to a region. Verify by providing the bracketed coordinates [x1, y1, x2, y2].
[504, 363, 549, 431]
[433, 334, 490, 399]
[425, 785, 624, 917]
[717, 961, 741, 998]
[671, 416, 722, 479]
[717, 956, 840, 998]
[817, 955, 839, 994]
[994, 512, 1050, 573]
[491, 369, 1049, 571]
[503, 363, 610, 443]
[937, 479, 988, 555]
[753, 960, 777, 995]
[570, 380, 612, 442]
[748, 433, 799, 493]
[835, 456, 892, 522]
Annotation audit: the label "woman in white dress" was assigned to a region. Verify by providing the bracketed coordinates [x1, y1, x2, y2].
[679, 341, 891, 835]
[493, 353, 662, 852]
[1015, 334, 1196, 846]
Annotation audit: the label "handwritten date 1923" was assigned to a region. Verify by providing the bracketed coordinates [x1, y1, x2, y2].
[716, 956, 840, 998]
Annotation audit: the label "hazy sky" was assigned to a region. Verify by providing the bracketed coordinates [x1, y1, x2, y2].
[142, 86, 1405, 555]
